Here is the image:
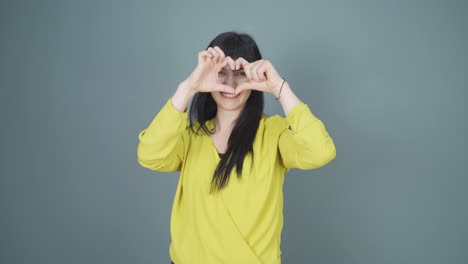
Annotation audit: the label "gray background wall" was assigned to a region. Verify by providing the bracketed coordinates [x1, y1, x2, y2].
[1, 0, 467, 263]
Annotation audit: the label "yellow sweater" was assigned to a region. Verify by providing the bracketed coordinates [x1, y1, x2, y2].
[137, 97, 336, 264]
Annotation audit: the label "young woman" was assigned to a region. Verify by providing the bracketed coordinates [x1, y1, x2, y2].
[137, 31, 336, 264]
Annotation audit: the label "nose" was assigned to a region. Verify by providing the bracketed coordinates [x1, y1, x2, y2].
[224, 74, 238, 87]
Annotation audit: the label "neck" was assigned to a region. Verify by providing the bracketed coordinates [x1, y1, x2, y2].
[213, 107, 242, 134]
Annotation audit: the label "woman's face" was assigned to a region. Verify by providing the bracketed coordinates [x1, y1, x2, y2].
[210, 65, 252, 111]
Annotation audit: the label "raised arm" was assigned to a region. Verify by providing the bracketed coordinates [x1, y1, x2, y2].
[277, 81, 336, 170]
[137, 46, 238, 172]
[231, 57, 337, 171]
[137, 82, 194, 172]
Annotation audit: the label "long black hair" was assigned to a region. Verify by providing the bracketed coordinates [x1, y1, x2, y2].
[188, 31, 264, 194]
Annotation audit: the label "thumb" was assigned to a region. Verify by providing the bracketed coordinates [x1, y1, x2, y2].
[235, 83, 250, 95]
[215, 84, 235, 94]
[236, 81, 267, 95]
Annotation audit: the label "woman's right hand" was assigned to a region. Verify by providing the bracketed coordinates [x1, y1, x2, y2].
[185, 46, 236, 94]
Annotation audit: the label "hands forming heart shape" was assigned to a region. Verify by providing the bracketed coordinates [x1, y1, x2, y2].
[186, 46, 285, 97]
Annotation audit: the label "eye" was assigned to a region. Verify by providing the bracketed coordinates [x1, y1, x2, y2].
[218, 72, 226, 76]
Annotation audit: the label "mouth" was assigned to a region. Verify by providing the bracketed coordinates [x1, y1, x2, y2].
[220, 92, 240, 99]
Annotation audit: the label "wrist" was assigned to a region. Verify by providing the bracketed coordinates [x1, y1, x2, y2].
[171, 81, 195, 113]
[179, 80, 197, 97]
[274, 78, 286, 100]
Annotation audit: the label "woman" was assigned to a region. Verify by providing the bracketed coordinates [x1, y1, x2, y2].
[137, 31, 336, 264]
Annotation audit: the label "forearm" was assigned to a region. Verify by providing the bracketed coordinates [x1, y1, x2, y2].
[171, 80, 196, 113]
[275, 81, 301, 116]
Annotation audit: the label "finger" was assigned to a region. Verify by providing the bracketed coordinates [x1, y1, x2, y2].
[250, 61, 262, 81]
[234, 85, 245, 95]
[208, 47, 219, 63]
[215, 84, 235, 94]
[246, 65, 254, 81]
[207, 47, 219, 63]
[257, 62, 268, 81]
[224, 56, 236, 71]
[213, 46, 225, 59]
[198, 50, 212, 62]
[235, 82, 252, 95]
[236, 57, 252, 79]
[199, 50, 209, 58]
[218, 57, 228, 69]
[248, 63, 258, 81]
[213, 46, 225, 65]
[235, 57, 249, 71]
[236, 80, 269, 95]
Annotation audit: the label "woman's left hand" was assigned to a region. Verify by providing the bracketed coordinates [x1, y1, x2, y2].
[233, 57, 284, 97]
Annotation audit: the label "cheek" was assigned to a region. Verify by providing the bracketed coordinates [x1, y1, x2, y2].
[242, 90, 252, 99]
[210, 91, 219, 101]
